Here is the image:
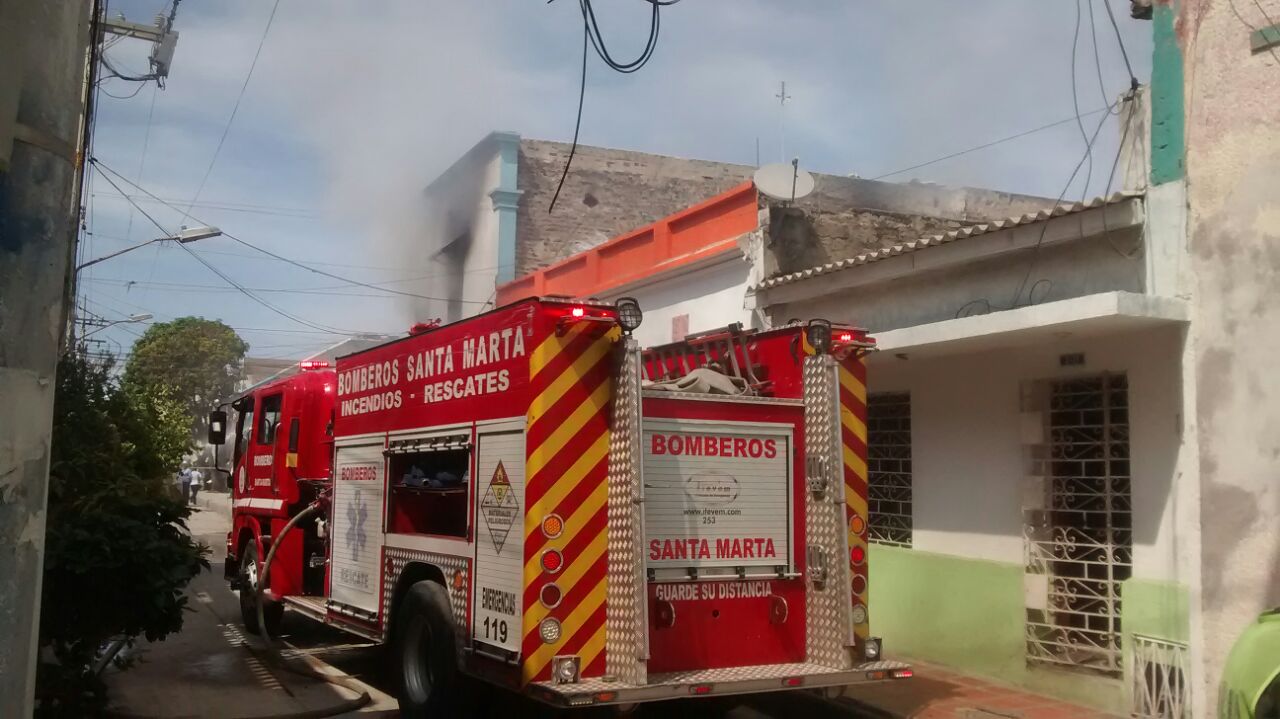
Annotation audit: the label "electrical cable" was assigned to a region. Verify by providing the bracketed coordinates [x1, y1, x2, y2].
[1087, 0, 1119, 116]
[224, 235, 491, 304]
[1071, 0, 1096, 201]
[179, 0, 282, 226]
[869, 107, 1110, 180]
[548, 0, 676, 212]
[1007, 100, 1115, 308]
[100, 53, 157, 83]
[1251, 0, 1280, 28]
[92, 165, 364, 335]
[92, 159, 489, 304]
[549, 20, 588, 213]
[1101, 0, 1140, 89]
[99, 81, 148, 100]
[175, 242, 364, 334]
[579, 0, 660, 73]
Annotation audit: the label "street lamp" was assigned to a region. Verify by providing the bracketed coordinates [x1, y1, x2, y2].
[80, 313, 153, 339]
[75, 225, 222, 272]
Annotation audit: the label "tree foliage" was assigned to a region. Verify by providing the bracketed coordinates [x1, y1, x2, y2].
[37, 354, 209, 717]
[122, 316, 248, 437]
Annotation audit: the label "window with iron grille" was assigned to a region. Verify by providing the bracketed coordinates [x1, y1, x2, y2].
[867, 392, 912, 547]
[1025, 373, 1133, 676]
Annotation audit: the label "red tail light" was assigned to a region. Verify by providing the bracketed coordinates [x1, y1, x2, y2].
[838, 332, 853, 342]
[850, 545, 866, 566]
[571, 306, 585, 318]
[541, 549, 564, 574]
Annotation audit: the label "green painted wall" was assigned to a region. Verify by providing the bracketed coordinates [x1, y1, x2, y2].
[1150, 3, 1186, 184]
[1123, 578, 1190, 643]
[868, 545, 1134, 713]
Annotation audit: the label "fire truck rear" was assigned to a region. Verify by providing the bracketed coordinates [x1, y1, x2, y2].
[212, 297, 909, 716]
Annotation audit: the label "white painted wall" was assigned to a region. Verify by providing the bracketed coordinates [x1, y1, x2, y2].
[602, 258, 754, 349]
[459, 155, 502, 315]
[414, 151, 503, 324]
[867, 324, 1186, 583]
[775, 230, 1146, 336]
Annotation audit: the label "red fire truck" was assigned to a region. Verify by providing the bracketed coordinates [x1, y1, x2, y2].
[209, 297, 909, 716]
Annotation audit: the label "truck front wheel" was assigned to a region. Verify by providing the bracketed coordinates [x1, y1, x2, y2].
[392, 580, 459, 718]
[238, 543, 283, 636]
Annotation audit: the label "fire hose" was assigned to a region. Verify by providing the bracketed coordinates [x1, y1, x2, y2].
[249, 498, 373, 719]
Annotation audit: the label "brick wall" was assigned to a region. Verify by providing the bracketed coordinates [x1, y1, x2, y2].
[769, 205, 967, 276]
[515, 139, 755, 276]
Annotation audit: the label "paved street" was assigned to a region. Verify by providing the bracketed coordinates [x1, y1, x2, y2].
[103, 492, 1112, 719]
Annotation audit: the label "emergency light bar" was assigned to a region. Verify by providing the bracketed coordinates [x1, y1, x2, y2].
[299, 360, 330, 370]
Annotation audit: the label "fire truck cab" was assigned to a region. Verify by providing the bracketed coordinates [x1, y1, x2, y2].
[212, 297, 909, 716]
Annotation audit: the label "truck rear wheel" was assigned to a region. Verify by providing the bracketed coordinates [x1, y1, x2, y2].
[392, 580, 458, 718]
[238, 543, 283, 636]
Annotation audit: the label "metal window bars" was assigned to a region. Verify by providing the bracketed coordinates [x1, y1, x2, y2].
[867, 392, 912, 548]
[1025, 374, 1132, 676]
[1131, 634, 1191, 719]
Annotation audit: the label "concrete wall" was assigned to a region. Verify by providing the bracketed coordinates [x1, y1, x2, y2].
[1179, 0, 1280, 710]
[868, 325, 1186, 579]
[515, 140, 755, 276]
[600, 259, 753, 349]
[772, 229, 1146, 335]
[866, 325, 1190, 712]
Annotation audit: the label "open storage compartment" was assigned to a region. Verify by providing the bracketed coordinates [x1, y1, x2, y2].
[386, 434, 470, 538]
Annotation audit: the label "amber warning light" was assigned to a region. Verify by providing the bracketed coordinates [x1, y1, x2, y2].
[300, 360, 330, 370]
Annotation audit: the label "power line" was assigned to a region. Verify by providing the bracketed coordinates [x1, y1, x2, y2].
[1072, 0, 1097, 200]
[92, 159, 490, 304]
[174, 242, 362, 334]
[549, 19, 588, 213]
[179, 0, 281, 225]
[1101, 0, 1139, 89]
[549, 0, 676, 212]
[869, 108, 1110, 180]
[223, 235, 490, 304]
[91, 164, 364, 335]
[92, 192, 319, 219]
[84, 276, 455, 301]
[1008, 99, 1117, 308]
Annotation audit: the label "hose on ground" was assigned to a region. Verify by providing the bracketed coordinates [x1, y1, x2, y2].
[252, 499, 372, 718]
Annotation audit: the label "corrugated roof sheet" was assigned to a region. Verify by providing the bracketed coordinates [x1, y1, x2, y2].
[755, 190, 1144, 291]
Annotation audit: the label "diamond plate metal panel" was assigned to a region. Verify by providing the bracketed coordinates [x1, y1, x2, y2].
[605, 338, 648, 685]
[532, 659, 911, 704]
[382, 547, 470, 658]
[803, 355, 855, 670]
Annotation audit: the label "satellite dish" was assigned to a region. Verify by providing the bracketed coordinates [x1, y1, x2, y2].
[754, 160, 815, 202]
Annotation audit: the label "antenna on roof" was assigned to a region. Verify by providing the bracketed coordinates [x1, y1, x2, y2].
[776, 80, 791, 161]
[754, 159, 815, 204]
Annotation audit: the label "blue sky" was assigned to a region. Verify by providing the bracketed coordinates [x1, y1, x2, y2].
[81, 0, 1153, 361]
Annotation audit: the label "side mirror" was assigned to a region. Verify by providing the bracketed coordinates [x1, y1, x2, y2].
[208, 410, 227, 445]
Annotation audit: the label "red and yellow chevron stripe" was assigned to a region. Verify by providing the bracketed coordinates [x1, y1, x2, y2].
[838, 354, 871, 643]
[520, 322, 620, 684]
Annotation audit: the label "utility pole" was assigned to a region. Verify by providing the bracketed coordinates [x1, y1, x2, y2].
[0, 1, 95, 715]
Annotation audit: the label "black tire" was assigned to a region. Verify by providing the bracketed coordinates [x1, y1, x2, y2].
[238, 543, 283, 636]
[392, 580, 459, 718]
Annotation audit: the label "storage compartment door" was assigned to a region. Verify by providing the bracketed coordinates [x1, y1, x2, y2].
[330, 443, 386, 613]
[472, 428, 526, 654]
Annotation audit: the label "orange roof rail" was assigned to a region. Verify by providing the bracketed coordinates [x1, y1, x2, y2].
[497, 181, 758, 305]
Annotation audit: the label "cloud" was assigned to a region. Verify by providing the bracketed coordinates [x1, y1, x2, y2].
[86, 0, 1155, 355]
